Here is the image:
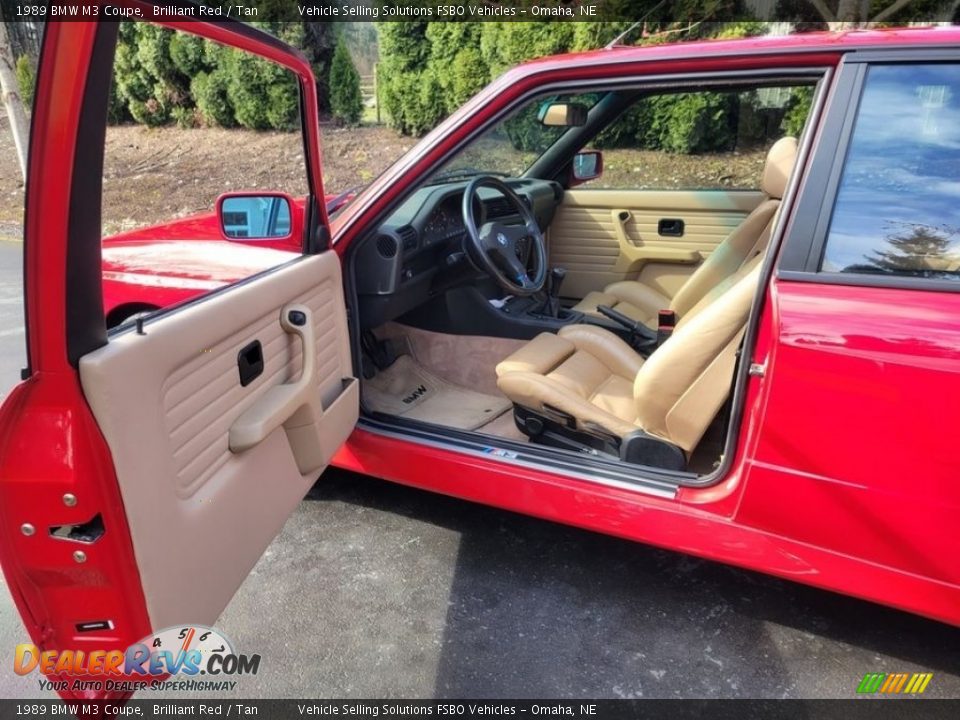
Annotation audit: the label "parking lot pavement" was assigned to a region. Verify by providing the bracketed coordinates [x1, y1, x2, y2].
[0, 238, 958, 700]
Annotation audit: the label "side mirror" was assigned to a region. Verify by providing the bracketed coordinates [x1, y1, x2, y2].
[217, 193, 295, 240]
[538, 101, 589, 127]
[571, 150, 603, 186]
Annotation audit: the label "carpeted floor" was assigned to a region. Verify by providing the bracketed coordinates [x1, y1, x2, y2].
[363, 354, 512, 431]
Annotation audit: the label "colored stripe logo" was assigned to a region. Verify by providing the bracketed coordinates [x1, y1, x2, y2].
[857, 672, 933, 694]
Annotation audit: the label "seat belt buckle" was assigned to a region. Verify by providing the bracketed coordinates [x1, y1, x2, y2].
[657, 310, 676, 346]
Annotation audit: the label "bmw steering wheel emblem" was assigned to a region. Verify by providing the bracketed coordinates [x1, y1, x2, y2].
[497, 233, 508, 246]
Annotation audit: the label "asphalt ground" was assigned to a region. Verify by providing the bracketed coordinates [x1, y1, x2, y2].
[0, 240, 957, 700]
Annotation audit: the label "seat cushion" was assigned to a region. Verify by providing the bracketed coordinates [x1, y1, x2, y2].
[557, 325, 645, 380]
[571, 282, 669, 328]
[495, 331, 575, 377]
[495, 325, 644, 437]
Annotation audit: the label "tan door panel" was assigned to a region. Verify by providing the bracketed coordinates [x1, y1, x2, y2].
[548, 189, 764, 299]
[79, 251, 357, 629]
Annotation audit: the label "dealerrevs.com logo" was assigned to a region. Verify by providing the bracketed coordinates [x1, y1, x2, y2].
[15, 625, 260, 694]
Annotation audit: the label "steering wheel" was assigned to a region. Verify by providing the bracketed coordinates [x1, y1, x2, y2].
[462, 176, 547, 296]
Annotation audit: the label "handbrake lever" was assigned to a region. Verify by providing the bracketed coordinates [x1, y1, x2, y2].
[596, 304, 657, 350]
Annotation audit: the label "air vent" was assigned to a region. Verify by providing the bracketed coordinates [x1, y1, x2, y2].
[376, 234, 398, 259]
[397, 225, 419, 251]
[485, 197, 513, 218]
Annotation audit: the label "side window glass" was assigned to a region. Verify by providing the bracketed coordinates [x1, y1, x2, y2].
[581, 84, 813, 191]
[821, 64, 960, 280]
[101, 24, 309, 330]
[429, 93, 602, 179]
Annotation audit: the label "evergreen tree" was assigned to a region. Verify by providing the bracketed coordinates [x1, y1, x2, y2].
[108, 20, 330, 130]
[303, 21, 338, 114]
[330, 40, 363, 126]
[14, 54, 34, 108]
[858, 223, 959, 278]
[377, 22, 431, 134]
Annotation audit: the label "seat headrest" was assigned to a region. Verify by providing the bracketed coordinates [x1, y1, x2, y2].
[760, 136, 798, 200]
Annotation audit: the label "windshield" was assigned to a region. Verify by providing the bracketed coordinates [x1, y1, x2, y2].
[424, 92, 605, 184]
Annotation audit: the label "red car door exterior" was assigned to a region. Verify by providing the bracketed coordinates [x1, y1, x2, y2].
[739, 54, 960, 622]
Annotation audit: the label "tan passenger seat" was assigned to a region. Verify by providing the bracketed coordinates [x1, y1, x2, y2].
[571, 136, 797, 327]
[496, 259, 763, 462]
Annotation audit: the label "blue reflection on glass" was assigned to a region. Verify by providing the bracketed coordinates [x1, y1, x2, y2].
[221, 196, 291, 239]
[823, 64, 960, 280]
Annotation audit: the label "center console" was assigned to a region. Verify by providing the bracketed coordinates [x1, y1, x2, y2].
[497, 294, 584, 325]
[400, 281, 585, 341]
[398, 266, 657, 349]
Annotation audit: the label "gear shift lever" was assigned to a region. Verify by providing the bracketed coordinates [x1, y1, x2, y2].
[543, 267, 567, 318]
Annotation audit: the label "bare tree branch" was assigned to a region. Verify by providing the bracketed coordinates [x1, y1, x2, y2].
[872, 0, 918, 22]
[808, 0, 838, 22]
[641, 21, 702, 40]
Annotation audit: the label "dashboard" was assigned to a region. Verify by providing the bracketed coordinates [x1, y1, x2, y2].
[355, 178, 563, 328]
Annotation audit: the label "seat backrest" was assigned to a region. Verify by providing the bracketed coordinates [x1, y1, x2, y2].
[633, 261, 762, 453]
[669, 136, 797, 319]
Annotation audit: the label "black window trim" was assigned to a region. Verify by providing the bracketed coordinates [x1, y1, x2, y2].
[776, 50, 960, 294]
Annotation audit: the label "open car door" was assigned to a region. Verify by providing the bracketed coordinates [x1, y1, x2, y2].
[0, 17, 357, 698]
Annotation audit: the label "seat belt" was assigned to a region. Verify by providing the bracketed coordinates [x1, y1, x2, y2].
[657, 310, 676, 347]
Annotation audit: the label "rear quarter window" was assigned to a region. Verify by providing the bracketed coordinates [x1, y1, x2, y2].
[821, 63, 960, 281]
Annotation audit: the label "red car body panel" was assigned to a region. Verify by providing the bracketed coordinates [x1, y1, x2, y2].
[332, 421, 960, 624]
[0, 22, 154, 700]
[100, 197, 322, 320]
[1, 21, 959, 703]
[739, 280, 960, 588]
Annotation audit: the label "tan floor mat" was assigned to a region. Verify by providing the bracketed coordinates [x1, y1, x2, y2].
[476, 409, 528, 443]
[375, 323, 527, 397]
[363, 355, 511, 430]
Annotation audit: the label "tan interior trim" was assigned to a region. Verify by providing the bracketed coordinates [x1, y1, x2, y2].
[548, 189, 764, 299]
[79, 252, 356, 629]
[229, 303, 319, 456]
[609, 208, 702, 273]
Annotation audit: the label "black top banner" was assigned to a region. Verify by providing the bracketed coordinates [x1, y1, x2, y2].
[2, 0, 958, 23]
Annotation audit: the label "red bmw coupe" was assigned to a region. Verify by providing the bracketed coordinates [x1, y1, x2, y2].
[1, 12, 959, 701]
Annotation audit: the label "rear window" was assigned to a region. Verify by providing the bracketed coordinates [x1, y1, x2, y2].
[821, 64, 960, 280]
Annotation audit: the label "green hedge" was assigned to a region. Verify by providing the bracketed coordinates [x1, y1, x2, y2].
[781, 86, 814, 137]
[108, 21, 347, 131]
[191, 70, 235, 128]
[645, 93, 739, 154]
[15, 54, 35, 109]
[330, 40, 363, 126]
[376, 17, 788, 153]
[377, 23, 436, 136]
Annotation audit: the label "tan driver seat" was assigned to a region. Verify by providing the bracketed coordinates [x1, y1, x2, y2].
[496, 260, 763, 463]
[571, 137, 797, 327]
